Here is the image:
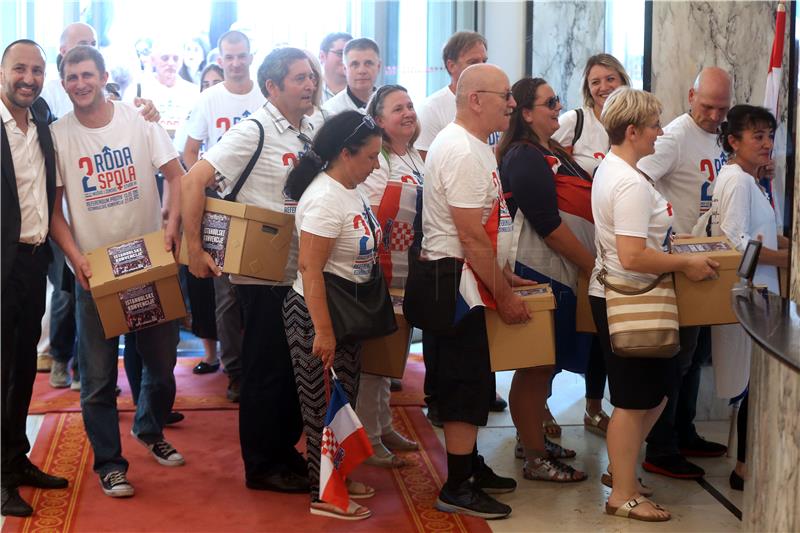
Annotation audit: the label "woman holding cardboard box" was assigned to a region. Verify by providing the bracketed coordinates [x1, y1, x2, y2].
[496, 77, 592, 482]
[282, 111, 386, 520]
[588, 87, 719, 522]
[708, 104, 789, 491]
[353, 85, 422, 468]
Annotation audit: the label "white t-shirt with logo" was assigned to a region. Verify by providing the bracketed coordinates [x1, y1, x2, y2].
[203, 102, 316, 286]
[637, 113, 727, 235]
[589, 151, 674, 297]
[292, 173, 381, 296]
[185, 81, 266, 150]
[552, 106, 609, 176]
[421, 122, 513, 263]
[133, 76, 199, 140]
[359, 149, 424, 288]
[52, 101, 177, 253]
[415, 85, 456, 152]
[321, 88, 368, 115]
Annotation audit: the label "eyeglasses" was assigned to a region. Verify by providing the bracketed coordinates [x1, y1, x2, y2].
[476, 89, 513, 101]
[534, 95, 561, 110]
[328, 49, 344, 57]
[342, 114, 378, 146]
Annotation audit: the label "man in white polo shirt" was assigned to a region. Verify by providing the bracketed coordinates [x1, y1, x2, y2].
[318, 32, 352, 102]
[637, 66, 732, 480]
[321, 38, 380, 115]
[182, 47, 317, 494]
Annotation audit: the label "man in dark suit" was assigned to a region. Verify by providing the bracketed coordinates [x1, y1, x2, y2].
[1, 39, 69, 517]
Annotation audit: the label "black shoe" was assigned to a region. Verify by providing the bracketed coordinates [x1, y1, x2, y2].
[226, 378, 240, 403]
[165, 411, 184, 425]
[490, 394, 508, 412]
[426, 404, 443, 428]
[679, 435, 727, 457]
[436, 480, 511, 520]
[246, 471, 309, 493]
[193, 361, 220, 375]
[17, 464, 68, 489]
[472, 455, 517, 494]
[1, 487, 33, 517]
[642, 454, 705, 479]
[390, 378, 403, 392]
[729, 470, 744, 491]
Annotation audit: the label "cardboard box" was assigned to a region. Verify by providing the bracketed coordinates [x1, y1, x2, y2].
[87, 230, 186, 339]
[179, 197, 294, 282]
[575, 273, 597, 333]
[671, 236, 742, 326]
[360, 289, 412, 378]
[485, 285, 556, 372]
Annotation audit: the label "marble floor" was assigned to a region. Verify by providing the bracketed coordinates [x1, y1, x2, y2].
[13, 345, 743, 532]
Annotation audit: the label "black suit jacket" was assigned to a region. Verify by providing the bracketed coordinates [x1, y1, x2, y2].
[1, 97, 57, 287]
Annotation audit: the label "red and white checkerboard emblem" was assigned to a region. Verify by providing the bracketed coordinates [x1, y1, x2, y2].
[390, 221, 414, 251]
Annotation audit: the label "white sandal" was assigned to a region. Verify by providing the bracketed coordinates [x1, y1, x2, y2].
[310, 500, 371, 521]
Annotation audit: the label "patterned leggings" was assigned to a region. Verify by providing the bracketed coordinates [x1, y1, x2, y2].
[282, 289, 361, 501]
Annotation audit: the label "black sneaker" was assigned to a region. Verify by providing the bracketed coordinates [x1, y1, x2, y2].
[131, 430, 185, 466]
[100, 471, 134, 498]
[679, 435, 727, 457]
[436, 480, 511, 520]
[490, 394, 508, 412]
[165, 411, 185, 425]
[472, 455, 517, 494]
[642, 454, 704, 479]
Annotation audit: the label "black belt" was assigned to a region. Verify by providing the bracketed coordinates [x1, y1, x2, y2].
[17, 242, 45, 254]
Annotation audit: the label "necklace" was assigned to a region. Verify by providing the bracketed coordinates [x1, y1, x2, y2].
[391, 146, 423, 182]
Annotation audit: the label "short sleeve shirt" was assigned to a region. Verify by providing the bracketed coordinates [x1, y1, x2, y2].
[185, 81, 266, 150]
[552, 106, 609, 176]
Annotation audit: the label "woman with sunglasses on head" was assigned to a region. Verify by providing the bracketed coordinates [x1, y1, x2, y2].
[283, 111, 384, 521]
[708, 105, 788, 492]
[549, 54, 631, 438]
[496, 77, 591, 483]
[352, 85, 422, 469]
[590, 87, 718, 522]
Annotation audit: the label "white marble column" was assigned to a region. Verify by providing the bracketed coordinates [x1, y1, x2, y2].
[530, 1, 606, 110]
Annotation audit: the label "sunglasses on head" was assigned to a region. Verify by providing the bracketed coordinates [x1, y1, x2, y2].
[534, 95, 561, 110]
[476, 89, 513, 101]
[342, 114, 378, 146]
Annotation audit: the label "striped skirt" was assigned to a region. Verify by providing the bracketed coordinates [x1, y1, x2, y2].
[282, 289, 361, 501]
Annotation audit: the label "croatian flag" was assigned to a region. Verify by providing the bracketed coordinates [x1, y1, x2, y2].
[761, 0, 786, 216]
[454, 200, 501, 323]
[319, 374, 373, 511]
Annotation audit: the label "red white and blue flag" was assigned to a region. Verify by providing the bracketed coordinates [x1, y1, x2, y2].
[761, 0, 786, 216]
[319, 373, 373, 511]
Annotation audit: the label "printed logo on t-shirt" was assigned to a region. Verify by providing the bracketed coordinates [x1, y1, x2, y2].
[78, 146, 139, 211]
[352, 207, 382, 276]
[280, 136, 313, 214]
[214, 110, 253, 144]
[699, 151, 728, 212]
[492, 171, 513, 234]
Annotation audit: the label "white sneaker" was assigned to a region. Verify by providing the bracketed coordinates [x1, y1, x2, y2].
[49, 361, 70, 388]
[130, 430, 185, 466]
[100, 470, 134, 497]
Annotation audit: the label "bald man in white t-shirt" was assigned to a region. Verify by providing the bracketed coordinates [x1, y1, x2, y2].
[637, 67, 732, 480]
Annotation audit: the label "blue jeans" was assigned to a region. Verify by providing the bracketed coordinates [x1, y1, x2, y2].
[76, 284, 178, 476]
[47, 241, 76, 366]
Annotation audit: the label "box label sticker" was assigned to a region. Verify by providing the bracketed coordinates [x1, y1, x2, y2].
[107, 239, 151, 277]
[202, 212, 231, 267]
[516, 287, 550, 297]
[119, 283, 166, 330]
[673, 241, 732, 254]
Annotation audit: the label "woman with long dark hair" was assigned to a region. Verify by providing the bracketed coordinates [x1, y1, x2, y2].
[283, 111, 384, 520]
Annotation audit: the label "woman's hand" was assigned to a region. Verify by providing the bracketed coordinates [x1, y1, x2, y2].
[682, 255, 719, 282]
[312, 329, 337, 370]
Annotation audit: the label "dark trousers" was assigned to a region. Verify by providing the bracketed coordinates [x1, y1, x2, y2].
[1, 246, 49, 485]
[737, 390, 748, 464]
[585, 335, 607, 399]
[236, 284, 304, 479]
[423, 331, 497, 408]
[645, 325, 702, 458]
[123, 333, 141, 404]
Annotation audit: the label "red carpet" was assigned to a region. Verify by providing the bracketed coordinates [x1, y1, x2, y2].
[29, 358, 237, 414]
[3, 407, 489, 533]
[389, 354, 425, 406]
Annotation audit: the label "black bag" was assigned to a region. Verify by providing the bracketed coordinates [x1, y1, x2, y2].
[323, 202, 397, 344]
[402, 250, 463, 334]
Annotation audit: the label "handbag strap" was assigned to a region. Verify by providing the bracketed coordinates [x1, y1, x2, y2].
[224, 118, 265, 202]
[596, 237, 669, 295]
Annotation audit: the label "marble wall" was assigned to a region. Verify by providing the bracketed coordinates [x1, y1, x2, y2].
[530, 1, 606, 111]
[651, 1, 792, 226]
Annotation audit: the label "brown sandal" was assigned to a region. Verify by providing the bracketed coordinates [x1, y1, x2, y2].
[584, 410, 610, 437]
[542, 408, 562, 438]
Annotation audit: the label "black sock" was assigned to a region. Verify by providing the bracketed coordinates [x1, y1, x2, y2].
[471, 445, 482, 471]
[445, 453, 473, 490]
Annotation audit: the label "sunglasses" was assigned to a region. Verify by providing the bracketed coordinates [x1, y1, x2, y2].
[534, 95, 561, 110]
[476, 89, 513, 101]
[342, 114, 378, 146]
